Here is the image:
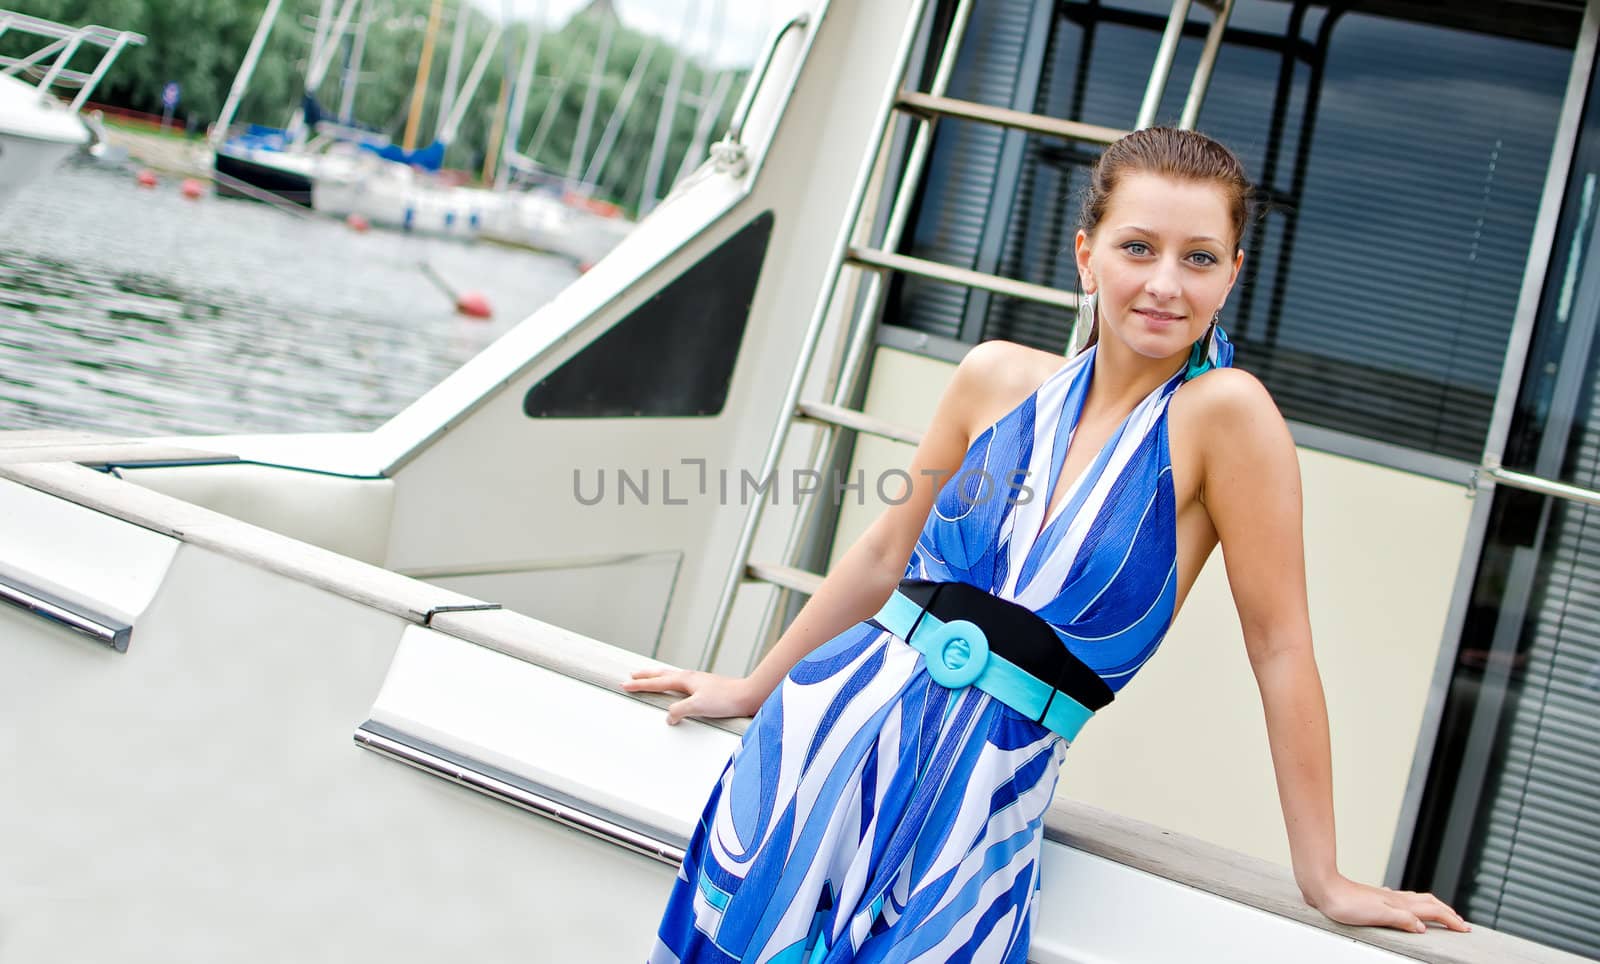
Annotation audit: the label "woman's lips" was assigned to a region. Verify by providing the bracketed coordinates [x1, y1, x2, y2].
[1134, 308, 1185, 324]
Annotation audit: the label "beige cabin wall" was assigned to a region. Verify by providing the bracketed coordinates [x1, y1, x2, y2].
[832, 346, 1471, 884]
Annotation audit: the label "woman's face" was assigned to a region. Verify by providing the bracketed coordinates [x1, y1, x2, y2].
[1076, 171, 1243, 363]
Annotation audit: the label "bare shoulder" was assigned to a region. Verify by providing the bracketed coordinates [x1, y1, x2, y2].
[1175, 365, 1274, 411]
[947, 340, 1067, 437]
[955, 339, 1064, 403]
[1172, 367, 1287, 444]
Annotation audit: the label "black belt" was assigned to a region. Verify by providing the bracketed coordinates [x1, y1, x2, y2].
[869, 579, 1113, 738]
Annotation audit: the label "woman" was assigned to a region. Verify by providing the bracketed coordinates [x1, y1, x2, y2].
[625, 127, 1469, 963]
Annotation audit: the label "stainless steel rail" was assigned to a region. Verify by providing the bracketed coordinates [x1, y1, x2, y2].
[739, 0, 989, 674]
[354, 723, 686, 866]
[896, 91, 1127, 145]
[697, 0, 952, 671]
[795, 400, 924, 447]
[0, 573, 131, 652]
[1480, 463, 1600, 509]
[722, 13, 812, 148]
[744, 561, 824, 597]
[1136, 0, 1194, 129]
[1178, 0, 1235, 130]
[846, 246, 1080, 311]
[1136, 0, 1234, 130]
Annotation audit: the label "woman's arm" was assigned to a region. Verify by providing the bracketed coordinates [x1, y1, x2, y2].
[624, 341, 1028, 724]
[1198, 369, 1469, 934]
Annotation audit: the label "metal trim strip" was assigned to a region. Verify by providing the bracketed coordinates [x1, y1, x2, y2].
[0, 572, 130, 652]
[353, 721, 686, 866]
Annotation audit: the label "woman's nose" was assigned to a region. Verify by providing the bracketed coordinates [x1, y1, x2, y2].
[1145, 259, 1183, 300]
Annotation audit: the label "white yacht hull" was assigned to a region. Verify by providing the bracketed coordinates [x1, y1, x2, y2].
[556, 206, 634, 268]
[0, 0, 1584, 960]
[312, 157, 496, 239]
[0, 72, 89, 204]
[0, 469, 1420, 963]
[0, 522, 676, 961]
[478, 191, 634, 265]
[0, 129, 81, 203]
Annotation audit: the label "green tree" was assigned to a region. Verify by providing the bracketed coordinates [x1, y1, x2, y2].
[3, 0, 746, 214]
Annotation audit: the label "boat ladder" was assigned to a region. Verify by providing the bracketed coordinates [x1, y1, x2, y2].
[698, 0, 1236, 672]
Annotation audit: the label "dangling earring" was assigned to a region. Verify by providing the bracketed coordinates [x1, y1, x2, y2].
[1071, 291, 1097, 354]
[1184, 311, 1220, 381]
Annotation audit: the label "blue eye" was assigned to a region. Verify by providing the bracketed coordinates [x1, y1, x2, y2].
[1187, 251, 1219, 266]
[1122, 241, 1152, 256]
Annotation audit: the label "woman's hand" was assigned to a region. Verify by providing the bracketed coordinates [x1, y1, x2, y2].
[622, 668, 763, 725]
[1306, 875, 1471, 934]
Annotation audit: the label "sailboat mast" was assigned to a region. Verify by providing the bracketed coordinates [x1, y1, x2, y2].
[211, 0, 286, 147]
[581, 39, 657, 187]
[290, 0, 360, 139]
[675, 69, 732, 185]
[436, 1, 470, 142]
[497, 13, 544, 190]
[338, 0, 372, 124]
[566, 12, 616, 183]
[482, 71, 511, 184]
[402, 0, 446, 151]
[674, 0, 725, 184]
[437, 23, 504, 145]
[640, 0, 701, 212]
[524, 31, 585, 163]
[307, 0, 337, 87]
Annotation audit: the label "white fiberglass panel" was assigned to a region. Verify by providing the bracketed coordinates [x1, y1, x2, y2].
[1, 541, 678, 962]
[368, 624, 740, 842]
[0, 475, 177, 626]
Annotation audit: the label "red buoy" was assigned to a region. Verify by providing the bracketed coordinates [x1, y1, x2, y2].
[136, 169, 158, 188]
[180, 178, 204, 200]
[455, 291, 492, 320]
[416, 260, 491, 319]
[345, 213, 371, 233]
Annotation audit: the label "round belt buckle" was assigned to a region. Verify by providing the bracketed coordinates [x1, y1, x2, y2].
[923, 619, 988, 689]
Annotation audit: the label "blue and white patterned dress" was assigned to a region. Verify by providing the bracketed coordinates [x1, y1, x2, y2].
[651, 337, 1229, 963]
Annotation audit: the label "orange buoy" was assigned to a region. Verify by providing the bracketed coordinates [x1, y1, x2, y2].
[416, 260, 491, 319]
[136, 169, 158, 188]
[180, 178, 204, 200]
[345, 212, 371, 232]
[455, 291, 492, 320]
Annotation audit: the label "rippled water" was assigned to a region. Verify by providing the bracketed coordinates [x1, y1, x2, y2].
[0, 158, 581, 437]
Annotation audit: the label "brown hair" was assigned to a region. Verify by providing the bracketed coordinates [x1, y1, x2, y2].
[1074, 128, 1253, 352]
[1079, 127, 1254, 252]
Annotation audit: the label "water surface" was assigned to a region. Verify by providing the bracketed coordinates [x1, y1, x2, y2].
[0, 159, 580, 437]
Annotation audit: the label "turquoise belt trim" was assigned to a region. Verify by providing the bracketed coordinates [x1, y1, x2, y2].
[873, 589, 1096, 742]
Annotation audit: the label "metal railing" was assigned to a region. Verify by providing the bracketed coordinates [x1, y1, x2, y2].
[0, 572, 131, 652]
[0, 10, 145, 112]
[1479, 460, 1600, 509]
